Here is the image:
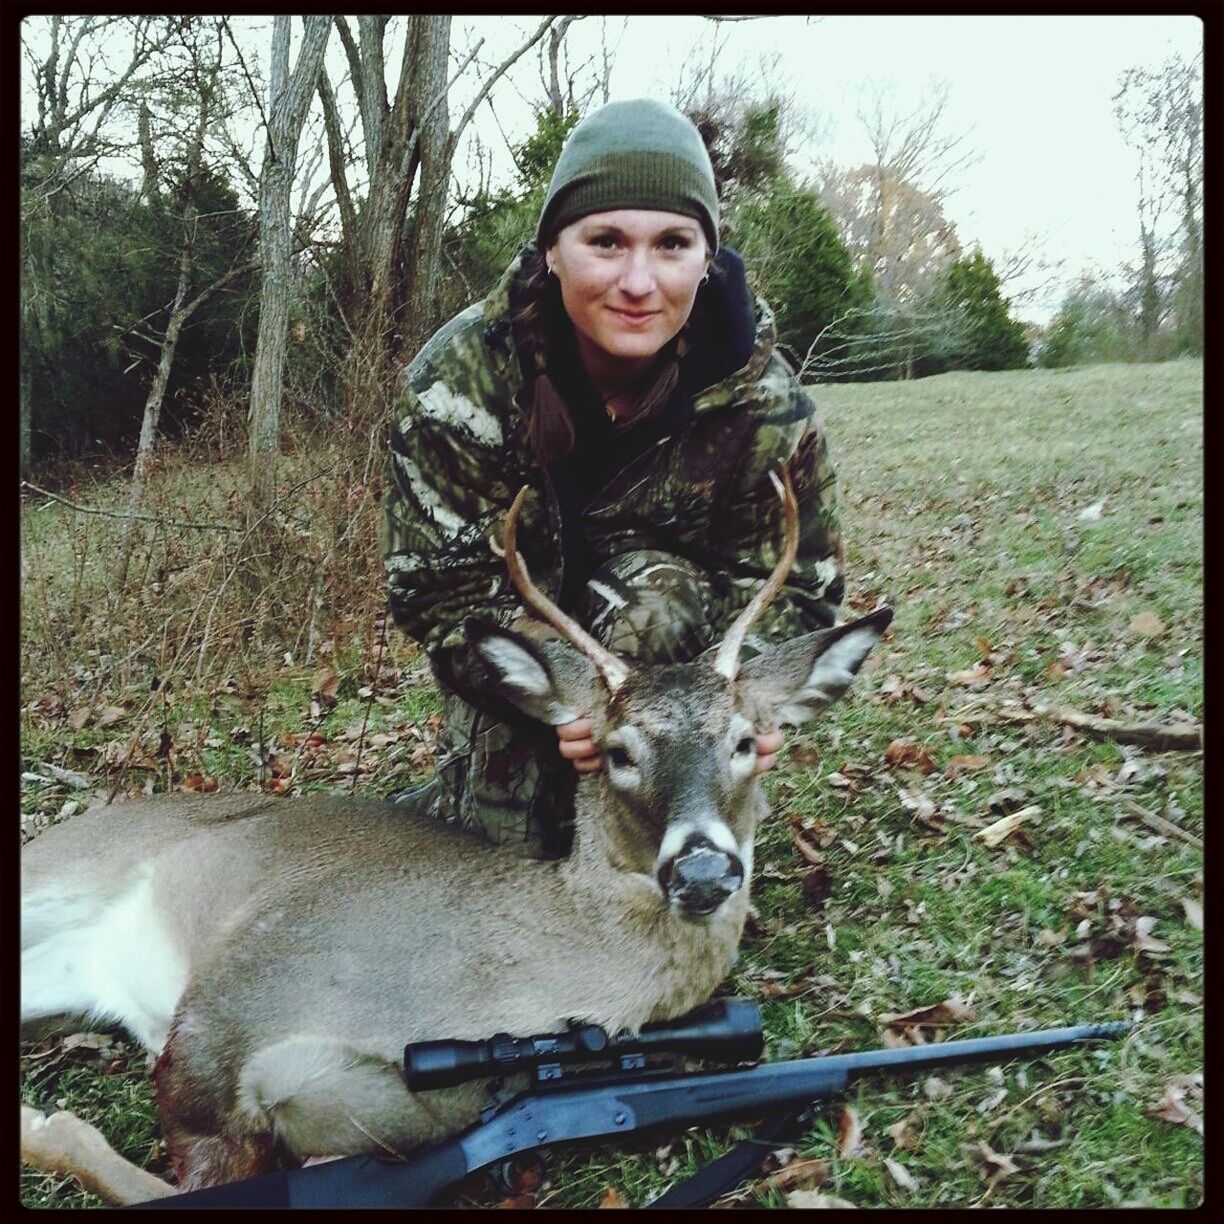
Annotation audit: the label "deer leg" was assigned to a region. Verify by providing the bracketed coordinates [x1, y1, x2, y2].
[21, 1104, 177, 1205]
[153, 1038, 276, 1191]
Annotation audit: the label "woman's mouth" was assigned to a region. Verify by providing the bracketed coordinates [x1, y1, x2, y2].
[608, 307, 658, 326]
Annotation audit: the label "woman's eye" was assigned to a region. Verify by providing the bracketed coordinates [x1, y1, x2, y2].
[659, 234, 691, 251]
[606, 746, 635, 769]
[589, 234, 618, 249]
[736, 737, 755, 756]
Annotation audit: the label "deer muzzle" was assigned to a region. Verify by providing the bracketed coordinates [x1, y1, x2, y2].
[658, 836, 745, 916]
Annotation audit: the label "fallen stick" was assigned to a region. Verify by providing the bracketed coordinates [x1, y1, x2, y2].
[1114, 797, 1203, 850]
[995, 703, 1202, 752]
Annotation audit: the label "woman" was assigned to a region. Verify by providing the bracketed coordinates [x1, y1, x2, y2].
[382, 98, 845, 858]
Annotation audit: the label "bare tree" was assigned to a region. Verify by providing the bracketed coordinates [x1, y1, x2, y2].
[850, 78, 979, 306]
[815, 162, 961, 306]
[20, 16, 177, 475]
[114, 20, 256, 588]
[318, 16, 556, 373]
[246, 14, 332, 526]
[1114, 49, 1203, 354]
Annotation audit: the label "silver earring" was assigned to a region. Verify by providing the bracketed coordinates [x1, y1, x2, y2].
[701, 271, 710, 285]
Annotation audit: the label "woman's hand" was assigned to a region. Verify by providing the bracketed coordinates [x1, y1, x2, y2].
[755, 728, 784, 774]
[558, 721, 783, 775]
[557, 719, 602, 773]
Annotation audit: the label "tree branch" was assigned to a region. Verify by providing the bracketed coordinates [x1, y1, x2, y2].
[452, 16, 557, 145]
[21, 483, 243, 533]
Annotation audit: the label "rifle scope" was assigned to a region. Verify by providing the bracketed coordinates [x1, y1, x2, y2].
[403, 998, 763, 1092]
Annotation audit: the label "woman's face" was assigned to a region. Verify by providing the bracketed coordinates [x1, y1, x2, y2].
[547, 210, 709, 373]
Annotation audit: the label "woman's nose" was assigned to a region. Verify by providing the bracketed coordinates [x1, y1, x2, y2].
[618, 249, 655, 296]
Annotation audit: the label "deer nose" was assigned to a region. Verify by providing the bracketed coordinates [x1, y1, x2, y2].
[659, 836, 744, 915]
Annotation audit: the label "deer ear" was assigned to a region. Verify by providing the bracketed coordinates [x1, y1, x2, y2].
[737, 608, 892, 727]
[463, 620, 593, 726]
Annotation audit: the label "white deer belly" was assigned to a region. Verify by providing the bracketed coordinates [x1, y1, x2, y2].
[21, 872, 188, 1055]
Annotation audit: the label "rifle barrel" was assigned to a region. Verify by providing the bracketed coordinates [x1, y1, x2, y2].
[832, 1021, 1130, 1077]
[461, 1021, 1128, 1170]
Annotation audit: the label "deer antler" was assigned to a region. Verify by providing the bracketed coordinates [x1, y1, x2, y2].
[712, 464, 800, 681]
[503, 487, 630, 693]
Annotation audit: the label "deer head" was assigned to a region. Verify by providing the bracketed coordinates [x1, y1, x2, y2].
[465, 469, 892, 918]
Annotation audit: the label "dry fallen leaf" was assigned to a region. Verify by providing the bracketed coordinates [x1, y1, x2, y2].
[836, 1105, 866, 1159]
[1181, 898, 1203, 931]
[947, 663, 992, 687]
[1131, 916, 1171, 954]
[1128, 611, 1166, 638]
[67, 706, 92, 731]
[923, 1076, 953, 1101]
[792, 826, 825, 866]
[598, 1187, 627, 1208]
[180, 773, 218, 793]
[1147, 1074, 1203, 1136]
[884, 739, 936, 773]
[968, 1139, 1021, 1182]
[312, 668, 342, 706]
[62, 1032, 114, 1053]
[973, 805, 1040, 848]
[945, 753, 989, 779]
[887, 1109, 924, 1150]
[93, 705, 128, 728]
[786, 1190, 857, 1209]
[883, 1157, 919, 1191]
[879, 996, 976, 1032]
[756, 1157, 830, 1195]
[802, 866, 834, 910]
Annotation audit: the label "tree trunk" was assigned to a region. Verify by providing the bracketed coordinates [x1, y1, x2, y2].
[1137, 221, 1161, 355]
[113, 247, 192, 588]
[399, 20, 453, 357]
[246, 15, 331, 528]
[19, 349, 33, 478]
[1178, 175, 1203, 353]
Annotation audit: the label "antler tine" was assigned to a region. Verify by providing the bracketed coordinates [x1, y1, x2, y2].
[503, 486, 630, 693]
[712, 464, 800, 681]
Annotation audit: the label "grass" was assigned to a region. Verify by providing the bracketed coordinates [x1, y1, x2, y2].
[20, 358, 1202, 1207]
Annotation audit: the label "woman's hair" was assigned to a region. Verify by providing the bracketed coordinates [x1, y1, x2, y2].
[511, 242, 712, 466]
[512, 244, 576, 465]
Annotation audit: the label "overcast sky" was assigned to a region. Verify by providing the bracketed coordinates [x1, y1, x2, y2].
[22, 14, 1203, 326]
[448, 14, 1202, 325]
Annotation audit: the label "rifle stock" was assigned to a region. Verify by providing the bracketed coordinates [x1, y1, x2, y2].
[131, 1020, 1128, 1209]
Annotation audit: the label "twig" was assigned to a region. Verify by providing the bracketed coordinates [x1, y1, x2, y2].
[21, 482, 242, 533]
[993, 701, 1202, 752]
[1113, 796, 1202, 850]
[350, 614, 388, 794]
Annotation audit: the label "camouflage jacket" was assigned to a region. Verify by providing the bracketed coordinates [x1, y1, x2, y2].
[382, 247, 845, 710]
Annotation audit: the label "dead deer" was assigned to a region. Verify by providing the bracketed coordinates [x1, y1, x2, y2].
[21, 469, 891, 1202]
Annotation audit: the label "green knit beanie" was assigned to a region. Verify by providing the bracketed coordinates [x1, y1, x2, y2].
[536, 99, 719, 254]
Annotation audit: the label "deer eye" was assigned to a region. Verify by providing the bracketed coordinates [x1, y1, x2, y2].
[735, 736, 755, 756]
[606, 746, 636, 770]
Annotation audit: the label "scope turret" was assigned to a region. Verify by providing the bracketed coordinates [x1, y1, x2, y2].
[403, 998, 763, 1092]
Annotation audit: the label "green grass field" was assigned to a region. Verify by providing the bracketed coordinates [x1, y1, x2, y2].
[21, 358, 1202, 1208]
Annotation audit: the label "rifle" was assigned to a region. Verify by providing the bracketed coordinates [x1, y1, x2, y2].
[131, 999, 1128, 1209]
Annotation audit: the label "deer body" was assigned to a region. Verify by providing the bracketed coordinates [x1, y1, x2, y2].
[23, 780, 751, 1185]
[21, 472, 890, 1198]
